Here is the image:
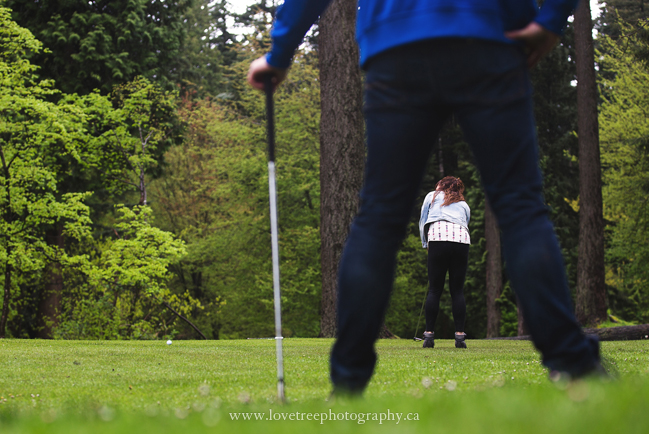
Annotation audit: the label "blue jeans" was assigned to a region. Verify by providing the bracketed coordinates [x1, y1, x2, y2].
[330, 39, 600, 392]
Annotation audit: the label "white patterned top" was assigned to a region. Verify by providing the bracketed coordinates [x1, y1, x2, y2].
[428, 220, 471, 245]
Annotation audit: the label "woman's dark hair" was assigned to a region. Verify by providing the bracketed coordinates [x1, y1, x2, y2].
[432, 176, 465, 207]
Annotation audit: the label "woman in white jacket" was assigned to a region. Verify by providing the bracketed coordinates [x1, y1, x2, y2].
[419, 176, 470, 349]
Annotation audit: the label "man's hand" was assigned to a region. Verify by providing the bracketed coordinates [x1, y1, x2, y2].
[505, 22, 560, 68]
[247, 56, 288, 92]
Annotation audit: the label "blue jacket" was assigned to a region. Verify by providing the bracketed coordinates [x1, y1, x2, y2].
[267, 0, 580, 68]
[419, 191, 471, 249]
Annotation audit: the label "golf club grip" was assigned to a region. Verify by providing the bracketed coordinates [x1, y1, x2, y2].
[264, 75, 276, 163]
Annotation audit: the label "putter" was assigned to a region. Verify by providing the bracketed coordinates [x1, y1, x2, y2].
[264, 75, 285, 402]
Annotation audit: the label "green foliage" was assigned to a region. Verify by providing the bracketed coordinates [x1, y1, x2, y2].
[101, 76, 179, 202]
[50, 79, 186, 339]
[57, 205, 193, 340]
[460, 164, 488, 338]
[235, 0, 278, 40]
[175, 0, 232, 98]
[0, 6, 94, 337]
[148, 38, 321, 339]
[54, 296, 122, 340]
[598, 27, 649, 323]
[497, 282, 519, 337]
[384, 229, 428, 339]
[0, 8, 199, 339]
[92, 206, 187, 297]
[6, 0, 190, 94]
[598, 310, 637, 328]
[599, 0, 649, 40]
[2, 0, 641, 341]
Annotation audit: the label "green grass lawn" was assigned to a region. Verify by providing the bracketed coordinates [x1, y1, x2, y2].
[0, 338, 648, 433]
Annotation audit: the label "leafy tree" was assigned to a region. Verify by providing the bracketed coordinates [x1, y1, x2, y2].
[148, 39, 322, 339]
[6, 0, 188, 329]
[6, 0, 189, 94]
[0, 7, 93, 338]
[0, 6, 214, 340]
[92, 206, 187, 306]
[56, 205, 195, 339]
[103, 77, 179, 206]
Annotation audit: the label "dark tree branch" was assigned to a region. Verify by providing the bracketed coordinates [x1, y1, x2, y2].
[161, 300, 206, 339]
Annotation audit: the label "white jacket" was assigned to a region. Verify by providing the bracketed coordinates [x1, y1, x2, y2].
[419, 191, 470, 248]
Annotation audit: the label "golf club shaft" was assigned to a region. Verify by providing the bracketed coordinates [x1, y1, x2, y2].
[265, 75, 285, 402]
[269, 161, 285, 399]
[413, 284, 428, 340]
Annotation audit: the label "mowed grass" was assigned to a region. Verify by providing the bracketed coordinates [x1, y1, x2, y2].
[0, 338, 648, 433]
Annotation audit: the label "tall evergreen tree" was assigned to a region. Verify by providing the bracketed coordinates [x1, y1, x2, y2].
[574, 0, 608, 326]
[598, 24, 649, 323]
[7, 0, 190, 94]
[174, 0, 228, 97]
[599, 0, 649, 65]
[600, 0, 648, 30]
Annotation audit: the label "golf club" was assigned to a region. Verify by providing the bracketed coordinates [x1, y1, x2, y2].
[264, 75, 285, 402]
[413, 284, 427, 341]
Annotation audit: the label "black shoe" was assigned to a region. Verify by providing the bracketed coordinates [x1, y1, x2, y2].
[549, 360, 613, 385]
[575, 360, 614, 380]
[326, 387, 363, 402]
[422, 332, 434, 348]
[455, 333, 467, 348]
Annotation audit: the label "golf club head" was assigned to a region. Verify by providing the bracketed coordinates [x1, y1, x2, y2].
[413, 337, 423, 341]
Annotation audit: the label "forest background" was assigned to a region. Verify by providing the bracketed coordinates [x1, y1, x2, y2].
[0, 0, 647, 342]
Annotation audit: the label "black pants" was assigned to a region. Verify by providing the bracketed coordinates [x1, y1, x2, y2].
[425, 241, 469, 333]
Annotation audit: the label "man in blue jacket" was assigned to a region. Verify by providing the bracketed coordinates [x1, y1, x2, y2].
[248, 0, 603, 395]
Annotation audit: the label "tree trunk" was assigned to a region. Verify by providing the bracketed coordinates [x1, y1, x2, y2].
[582, 324, 649, 341]
[0, 146, 12, 339]
[485, 199, 502, 338]
[0, 253, 11, 339]
[516, 296, 529, 336]
[488, 324, 649, 341]
[574, 0, 608, 327]
[37, 226, 65, 338]
[318, 0, 365, 337]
